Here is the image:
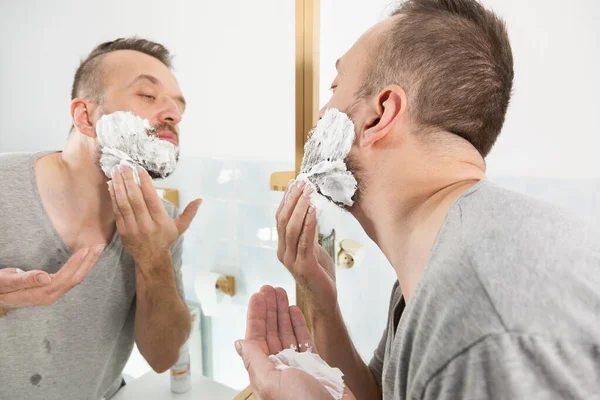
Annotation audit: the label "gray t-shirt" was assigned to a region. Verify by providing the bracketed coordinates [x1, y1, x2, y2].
[369, 180, 600, 399]
[0, 152, 186, 400]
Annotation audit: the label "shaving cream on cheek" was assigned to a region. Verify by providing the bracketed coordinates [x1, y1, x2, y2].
[297, 108, 358, 209]
[95, 111, 179, 183]
[269, 348, 345, 400]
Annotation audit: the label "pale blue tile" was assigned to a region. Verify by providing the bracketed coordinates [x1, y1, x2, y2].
[234, 161, 272, 204]
[268, 190, 285, 208]
[210, 305, 250, 389]
[234, 160, 294, 205]
[153, 155, 203, 192]
[200, 157, 237, 199]
[194, 198, 238, 241]
[236, 203, 279, 248]
[238, 245, 292, 291]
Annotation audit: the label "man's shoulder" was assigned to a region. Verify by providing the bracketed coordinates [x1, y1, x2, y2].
[0, 152, 33, 170]
[457, 180, 585, 236]
[0, 152, 38, 192]
[385, 182, 600, 398]
[456, 180, 599, 269]
[452, 181, 600, 340]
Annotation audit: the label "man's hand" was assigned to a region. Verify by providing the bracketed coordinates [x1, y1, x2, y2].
[276, 180, 337, 316]
[0, 246, 104, 315]
[236, 286, 356, 400]
[108, 166, 201, 263]
[110, 166, 196, 372]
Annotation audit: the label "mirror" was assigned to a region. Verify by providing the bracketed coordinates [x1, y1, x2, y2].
[0, 0, 299, 397]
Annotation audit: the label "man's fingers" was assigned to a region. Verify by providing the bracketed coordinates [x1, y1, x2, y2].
[246, 292, 268, 346]
[175, 199, 202, 236]
[0, 246, 104, 308]
[52, 248, 91, 280]
[343, 386, 358, 400]
[0, 269, 51, 294]
[121, 167, 152, 225]
[289, 305, 315, 353]
[70, 244, 105, 283]
[275, 287, 298, 350]
[235, 339, 275, 393]
[260, 285, 283, 354]
[275, 179, 295, 221]
[111, 167, 136, 228]
[138, 167, 170, 219]
[297, 206, 317, 260]
[52, 245, 104, 295]
[283, 184, 313, 263]
[108, 181, 126, 232]
[276, 180, 306, 262]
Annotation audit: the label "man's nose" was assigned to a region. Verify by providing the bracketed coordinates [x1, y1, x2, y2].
[318, 105, 328, 120]
[157, 97, 182, 125]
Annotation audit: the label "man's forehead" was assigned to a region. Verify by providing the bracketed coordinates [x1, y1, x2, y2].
[342, 16, 399, 65]
[360, 15, 400, 44]
[101, 50, 180, 89]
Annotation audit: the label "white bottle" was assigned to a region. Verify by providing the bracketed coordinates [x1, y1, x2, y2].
[170, 341, 191, 394]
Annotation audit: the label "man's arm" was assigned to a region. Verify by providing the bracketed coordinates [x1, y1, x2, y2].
[275, 180, 382, 399]
[109, 165, 200, 373]
[133, 252, 191, 373]
[310, 305, 382, 400]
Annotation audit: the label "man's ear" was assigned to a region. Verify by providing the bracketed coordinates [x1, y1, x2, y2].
[70, 99, 96, 138]
[360, 85, 407, 148]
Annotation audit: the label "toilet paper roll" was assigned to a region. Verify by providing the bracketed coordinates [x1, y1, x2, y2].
[194, 272, 232, 317]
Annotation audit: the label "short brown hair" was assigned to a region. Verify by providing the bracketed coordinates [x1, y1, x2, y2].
[71, 37, 173, 103]
[359, 0, 514, 157]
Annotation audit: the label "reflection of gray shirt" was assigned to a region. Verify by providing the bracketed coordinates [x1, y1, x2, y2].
[369, 180, 600, 399]
[0, 152, 185, 400]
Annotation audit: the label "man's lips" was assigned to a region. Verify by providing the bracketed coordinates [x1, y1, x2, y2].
[157, 131, 178, 145]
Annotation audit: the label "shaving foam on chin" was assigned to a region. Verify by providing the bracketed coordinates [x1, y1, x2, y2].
[96, 111, 179, 183]
[297, 108, 357, 210]
[269, 347, 345, 400]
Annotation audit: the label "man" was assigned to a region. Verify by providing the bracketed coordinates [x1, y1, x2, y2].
[236, 1, 600, 399]
[0, 38, 201, 400]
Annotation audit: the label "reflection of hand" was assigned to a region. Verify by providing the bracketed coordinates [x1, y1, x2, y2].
[236, 286, 354, 400]
[0, 246, 104, 315]
[276, 180, 337, 316]
[108, 166, 202, 264]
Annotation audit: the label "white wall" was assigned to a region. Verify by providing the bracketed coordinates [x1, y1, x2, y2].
[320, 0, 600, 179]
[0, 0, 295, 161]
[482, 0, 600, 178]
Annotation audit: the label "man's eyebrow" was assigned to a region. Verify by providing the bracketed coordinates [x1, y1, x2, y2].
[129, 74, 187, 111]
[175, 95, 187, 112]
[127, 74, 159, 87]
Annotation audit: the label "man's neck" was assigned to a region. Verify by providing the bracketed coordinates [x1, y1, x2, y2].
[35, 136, 116, 248]
[353, 149, 485, 303]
